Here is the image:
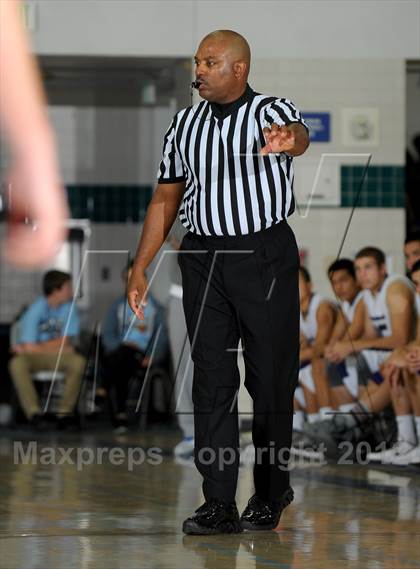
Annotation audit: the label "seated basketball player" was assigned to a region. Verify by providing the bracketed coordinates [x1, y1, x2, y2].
[307, 247, 416, 454]
[292, 267, 336, 456]
[319, 259, 365, 413]
[299, 259, 367, 452]
[326, 247, 415, 394]
[366, 259, 420, 464]
[404, 232, 420, 274]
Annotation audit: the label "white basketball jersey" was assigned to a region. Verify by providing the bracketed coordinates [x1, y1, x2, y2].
[363, 274, 415, 337]
[300, 293, 327, 344]
[342, 290, 364, 323]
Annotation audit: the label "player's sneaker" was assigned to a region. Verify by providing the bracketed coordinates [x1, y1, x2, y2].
[292, 429, 304, 445]
[390, 444, 420, 466]
[366, 440, 416, 464]
[291, 432, 325, 460]
[303, 418, 334, 436]
[174, 436, 194, 458]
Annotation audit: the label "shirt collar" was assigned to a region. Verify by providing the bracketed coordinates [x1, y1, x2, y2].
[209, 83, 255, 120]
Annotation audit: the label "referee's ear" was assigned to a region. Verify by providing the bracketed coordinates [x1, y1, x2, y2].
[233, 61, 248, 80]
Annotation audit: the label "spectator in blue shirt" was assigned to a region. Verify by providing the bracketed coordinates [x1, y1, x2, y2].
[102, 261, 157, 432]
[9, 270, 85, 430]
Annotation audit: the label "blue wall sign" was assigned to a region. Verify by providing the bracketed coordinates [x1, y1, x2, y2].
[303, 112, 331, 142]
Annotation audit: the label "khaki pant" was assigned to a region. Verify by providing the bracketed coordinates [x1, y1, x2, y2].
[9, 352, 85, 419]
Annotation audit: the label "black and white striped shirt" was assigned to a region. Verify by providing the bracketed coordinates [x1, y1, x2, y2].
[157, 84, 308, 237]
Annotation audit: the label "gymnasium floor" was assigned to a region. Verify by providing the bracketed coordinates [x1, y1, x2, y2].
[0, 429, 419, 569]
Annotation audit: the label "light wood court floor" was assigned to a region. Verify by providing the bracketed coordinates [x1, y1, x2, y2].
[0, 429, 419, 569]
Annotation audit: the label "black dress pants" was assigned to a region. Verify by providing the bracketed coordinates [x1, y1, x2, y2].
[177, 220, 300, 503]
[103, 344, 145, 415]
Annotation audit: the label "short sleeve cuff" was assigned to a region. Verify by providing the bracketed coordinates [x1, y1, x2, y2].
[157, 176, 187, 184]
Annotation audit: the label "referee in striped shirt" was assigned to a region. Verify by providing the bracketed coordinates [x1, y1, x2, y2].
[128, 29, 310, 535]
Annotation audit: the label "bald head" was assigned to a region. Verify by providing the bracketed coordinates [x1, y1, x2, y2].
[201, 30, 251, 69]
[194, 30, 251, 103]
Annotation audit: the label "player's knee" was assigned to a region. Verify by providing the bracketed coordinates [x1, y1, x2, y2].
[311, 353, 323, 368]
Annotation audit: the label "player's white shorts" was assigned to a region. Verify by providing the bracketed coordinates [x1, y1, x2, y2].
[299, 363, 315, 392]
[361, 349, 392, 384]
[294, 386, 306, 407]
[342, 356, 359, 398]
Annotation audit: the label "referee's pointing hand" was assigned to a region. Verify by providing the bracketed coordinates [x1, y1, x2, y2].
[127, 269, 148, 321]
[261, 124, 295, 155]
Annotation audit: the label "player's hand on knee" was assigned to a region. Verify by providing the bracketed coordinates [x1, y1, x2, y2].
[387, 365, 402, 389]
[327, 341, 352, 363]
[407, 347, 420, 373]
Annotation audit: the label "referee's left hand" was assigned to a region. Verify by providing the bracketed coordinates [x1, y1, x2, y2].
[261, 124, 295, 155]
[127, 268, 148, 321]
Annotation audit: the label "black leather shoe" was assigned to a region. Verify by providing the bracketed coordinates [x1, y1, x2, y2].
[240, 487, 294, 531]
[182, 498, 243, 535]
